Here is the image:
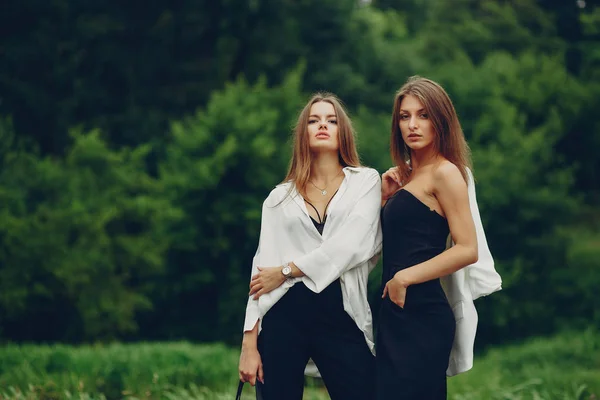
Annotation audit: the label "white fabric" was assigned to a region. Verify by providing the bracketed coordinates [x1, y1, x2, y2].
[243, 165, 501, 379]
[243, 167, 383, 357]
[441, 168, 503, 376]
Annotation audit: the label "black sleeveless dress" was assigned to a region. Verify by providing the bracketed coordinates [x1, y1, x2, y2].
[376, 189, 456, 399]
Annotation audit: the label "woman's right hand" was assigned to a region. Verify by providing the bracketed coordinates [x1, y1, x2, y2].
[239, 345, 264, 386]
[382, 166, 402, 200]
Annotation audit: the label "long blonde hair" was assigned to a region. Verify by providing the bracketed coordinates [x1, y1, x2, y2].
[390, 76, 472, 183]
[283, 93, 361, 198]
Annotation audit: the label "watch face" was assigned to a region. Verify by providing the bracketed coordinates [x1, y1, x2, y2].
[282, 265, 292, 277]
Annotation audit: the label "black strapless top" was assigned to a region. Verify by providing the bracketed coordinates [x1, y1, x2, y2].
[381, 189, 450, 305]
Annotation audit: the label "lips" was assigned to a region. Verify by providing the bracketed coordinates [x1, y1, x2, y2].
[316, 132, 330, 139]
[408, 133, 420, 138]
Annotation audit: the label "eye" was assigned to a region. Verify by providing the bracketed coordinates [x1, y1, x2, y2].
[308, 119, 318, 124]
[399, 114, 409, 120]
[419, 113, 428, 119]
[328, 119, 337, 124]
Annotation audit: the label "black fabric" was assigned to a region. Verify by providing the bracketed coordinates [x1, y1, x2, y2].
[376, 189, 456, 400]
[257, 279, 375, 400]
[310, 216, 325, 235]
[304, 189, 339, 236]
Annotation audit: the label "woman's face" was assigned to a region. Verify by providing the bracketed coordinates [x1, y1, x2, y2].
[398, 94, 436, 152]
[307, 101, 339, 152]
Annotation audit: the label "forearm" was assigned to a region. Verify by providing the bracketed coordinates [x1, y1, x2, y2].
[400, 244, 478, 286]
[242, 321, 260, 350]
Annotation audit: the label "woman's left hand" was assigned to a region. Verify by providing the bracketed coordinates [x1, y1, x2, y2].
[249, 266, 286, 299]
[382, 271, 411, 308]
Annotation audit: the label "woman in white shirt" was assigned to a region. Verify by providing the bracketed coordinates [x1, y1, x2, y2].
[238, 93, 382, 400]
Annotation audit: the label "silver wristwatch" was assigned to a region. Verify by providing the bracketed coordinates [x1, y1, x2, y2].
[281, 263, 293, 279]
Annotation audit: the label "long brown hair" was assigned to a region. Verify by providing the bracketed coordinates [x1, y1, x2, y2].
[283, 93, 361, 197]
[390, 76, 472, 183]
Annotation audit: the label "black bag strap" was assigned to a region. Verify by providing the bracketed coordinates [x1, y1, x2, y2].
[236, 380, 263, 400]
[236, 380, 245, 400]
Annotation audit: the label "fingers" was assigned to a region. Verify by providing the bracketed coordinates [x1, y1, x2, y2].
[390, 291, 405, 308]
[393, 295, 404, 308]
[250, 267, 285, 298]
[249, 281, 262, 296]
[382, 171, 394, 183]
[240, 370, 252, 384]
[383, 280, 405, 308]
[258, 363, 264, 384]
[239, 348, 262, 385]
[382, 168, 402, 200]
[384, 167, 402, 184]
[240, 369, 257, 386]
[253, 288, 265, 300]
[389, 168, 401, 184]
[250, 267, 263, 283]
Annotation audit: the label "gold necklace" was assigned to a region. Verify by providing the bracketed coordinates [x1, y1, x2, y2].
[309, 170, 343, 196]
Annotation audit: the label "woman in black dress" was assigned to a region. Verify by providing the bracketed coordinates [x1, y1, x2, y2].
[377, 76, 479, 399]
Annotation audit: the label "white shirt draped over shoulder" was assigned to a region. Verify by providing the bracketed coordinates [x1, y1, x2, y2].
[441, 167, 503, 376]
[243, 166, 383, 353]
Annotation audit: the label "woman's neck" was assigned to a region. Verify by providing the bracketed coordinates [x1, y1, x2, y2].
[310, 151, 343, 184]
[410, 147, 440, 172]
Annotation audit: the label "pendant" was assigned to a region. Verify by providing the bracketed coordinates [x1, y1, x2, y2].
[321, 190, 327, 196]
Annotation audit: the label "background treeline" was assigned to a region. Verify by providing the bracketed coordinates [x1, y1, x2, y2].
[0, 0, 599, 348]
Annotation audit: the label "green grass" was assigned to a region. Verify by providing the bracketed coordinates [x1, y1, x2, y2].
[447, 328, 600, 399]
[0, 342, 238, 399]
[0, 329, 598, 399]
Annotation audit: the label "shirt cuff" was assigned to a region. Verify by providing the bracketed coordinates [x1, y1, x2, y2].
[293, 248, 337, 293]
[243, 298, 260, 332]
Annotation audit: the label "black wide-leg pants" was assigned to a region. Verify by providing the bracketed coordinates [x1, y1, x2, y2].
[257, 279, 375, 400]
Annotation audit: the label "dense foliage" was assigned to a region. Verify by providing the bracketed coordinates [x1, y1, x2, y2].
[0, 0, 599, 346]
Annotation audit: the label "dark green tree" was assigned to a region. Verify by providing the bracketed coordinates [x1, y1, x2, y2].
[0, 120, 177, 341]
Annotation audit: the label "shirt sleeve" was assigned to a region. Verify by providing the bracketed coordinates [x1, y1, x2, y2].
[243, 250, 261, 333]
[242, 200, 273, 332]
[293, 169, 382, 293]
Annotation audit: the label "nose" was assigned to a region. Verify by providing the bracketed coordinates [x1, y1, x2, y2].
[319, 121, 328, 130]
[409, 116, 418, 130]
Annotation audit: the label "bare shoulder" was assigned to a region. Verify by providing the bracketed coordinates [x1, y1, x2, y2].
[432, 161, 467, 194]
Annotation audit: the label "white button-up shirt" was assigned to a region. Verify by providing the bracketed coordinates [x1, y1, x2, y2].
[243, 166, 383, 353]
